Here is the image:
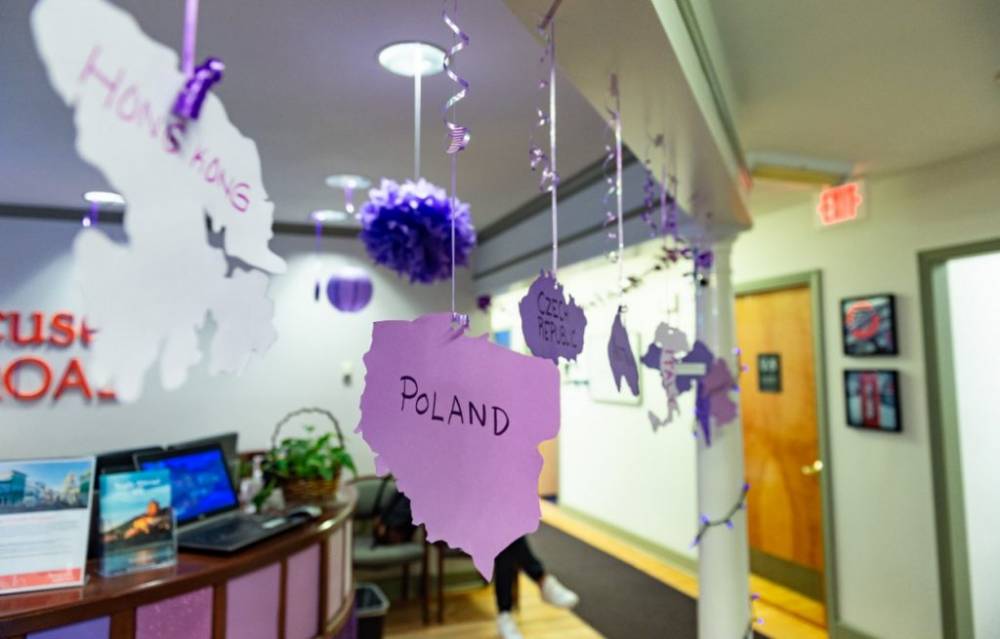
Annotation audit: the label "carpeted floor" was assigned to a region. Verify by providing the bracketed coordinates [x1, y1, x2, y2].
[532, 523, 764, 639]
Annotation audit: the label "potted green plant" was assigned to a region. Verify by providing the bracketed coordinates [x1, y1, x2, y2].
[256, 407, 356, 508]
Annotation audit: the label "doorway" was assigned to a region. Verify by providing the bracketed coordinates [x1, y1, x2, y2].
[735, 272, 834, 625]
[920, 238, 1000, 639]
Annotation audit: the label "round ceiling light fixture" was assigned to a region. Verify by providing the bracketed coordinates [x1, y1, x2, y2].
[377, 41, 446, 77]
[83, 191, 125, 206]
[309, 209, 351, 224]
[325, 175, 372, 191]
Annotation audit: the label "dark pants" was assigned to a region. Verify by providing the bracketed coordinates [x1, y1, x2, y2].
[494, 536, 545, 612]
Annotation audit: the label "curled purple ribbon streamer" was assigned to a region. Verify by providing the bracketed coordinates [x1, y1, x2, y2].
[529, 28, 559, 193]
[173, 57, 224, 120]
[443, 3, 470, 154]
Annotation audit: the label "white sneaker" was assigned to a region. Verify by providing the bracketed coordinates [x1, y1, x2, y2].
[497, 612, 524, 639]
[540, 575, 579, 609]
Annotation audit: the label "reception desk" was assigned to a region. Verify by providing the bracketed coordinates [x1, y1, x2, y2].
[0, 488, 357, 639]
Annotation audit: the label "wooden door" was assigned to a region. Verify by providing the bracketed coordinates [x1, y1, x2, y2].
[736, 284, 824, 601]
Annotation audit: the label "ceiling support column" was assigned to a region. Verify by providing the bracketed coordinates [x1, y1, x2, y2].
[695, 237, 752, 638]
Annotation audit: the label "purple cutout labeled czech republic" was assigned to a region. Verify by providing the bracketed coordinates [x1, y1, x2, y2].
[356, 313, 560, 580]
[518, 271, 587, 363]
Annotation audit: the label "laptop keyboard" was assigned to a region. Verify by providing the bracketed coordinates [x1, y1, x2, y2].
[180, 516, 264, 547]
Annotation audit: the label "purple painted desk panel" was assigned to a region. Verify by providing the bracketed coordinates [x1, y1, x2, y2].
[325, 528, 345, 623]
[284, 544, 320, 639]
[27, 616, 109, 639]
[136, 586, 212, 639]
[226, 562, 281, 639]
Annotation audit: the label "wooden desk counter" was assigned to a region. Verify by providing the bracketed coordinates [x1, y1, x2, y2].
[0, 488, 356, 639]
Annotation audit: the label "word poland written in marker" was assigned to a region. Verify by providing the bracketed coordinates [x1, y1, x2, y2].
[357, 313, 559, 580]
[518, 271, 587, 363]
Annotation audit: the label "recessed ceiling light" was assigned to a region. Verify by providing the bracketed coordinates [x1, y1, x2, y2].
[377, 42, 446, 77]
[325, 175, 372, 191]
[83, 191, 125, 206]
[310, 209, 350, 224]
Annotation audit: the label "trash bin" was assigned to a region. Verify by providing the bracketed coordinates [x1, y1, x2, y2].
[355, 582, 390, 639]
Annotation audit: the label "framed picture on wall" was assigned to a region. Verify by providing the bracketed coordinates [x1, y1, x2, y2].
[840, 294, 898, 356]
[844, 369, 901, 432]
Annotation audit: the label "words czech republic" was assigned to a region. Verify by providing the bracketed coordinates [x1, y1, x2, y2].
[0, 311, 115, 402]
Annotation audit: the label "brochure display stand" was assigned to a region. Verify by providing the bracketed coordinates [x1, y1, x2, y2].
[0, 457, 95, 596]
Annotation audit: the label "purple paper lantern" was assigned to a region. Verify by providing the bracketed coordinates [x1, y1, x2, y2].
[326, 268, 373, 313]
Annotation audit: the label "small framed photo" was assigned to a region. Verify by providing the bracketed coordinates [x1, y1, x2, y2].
[841, 294, 898, 356]
[844, 370, 901, 432]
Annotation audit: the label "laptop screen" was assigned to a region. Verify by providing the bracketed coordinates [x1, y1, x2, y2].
[137, 445, 238, 526]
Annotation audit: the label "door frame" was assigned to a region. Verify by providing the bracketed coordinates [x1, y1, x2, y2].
[918, 237, 1000, 639]
[735, 271, 841, 631]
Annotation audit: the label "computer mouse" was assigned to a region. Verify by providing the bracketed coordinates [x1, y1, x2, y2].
[286, 505, 322, 520]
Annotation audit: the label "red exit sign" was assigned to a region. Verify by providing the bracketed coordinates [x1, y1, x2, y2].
[817, 182, 864, 227]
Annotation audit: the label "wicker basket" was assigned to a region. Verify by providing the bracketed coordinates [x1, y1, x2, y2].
[269, 407, 347, 506]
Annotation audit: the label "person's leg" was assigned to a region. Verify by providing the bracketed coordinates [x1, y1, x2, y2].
[507, 536, 546, 583]
[493, 539, 520, 612]
[494, 539, 525, 639]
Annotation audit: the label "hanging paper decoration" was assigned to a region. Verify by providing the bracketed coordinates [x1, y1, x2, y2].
[32, 0, 285, 402]
[607, 307, 639, 396]
[326, 268, 373, 313]
[641, 332, 737, 443]
[645, 323, 690, 430]
[356, 313, 560, 580]
[518, 271, 586, 364]
[359, 179, 476, 284]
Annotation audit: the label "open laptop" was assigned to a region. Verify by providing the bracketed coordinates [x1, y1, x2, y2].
[135, 444, 301, 553]
[168, 432, 239, 486]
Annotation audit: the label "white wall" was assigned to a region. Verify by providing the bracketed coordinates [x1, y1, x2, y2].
[490, 246, 701, 562]
[947, 252, 1000, 639]
[732, 144, 1000, 639]
[0, 216, 472, 476]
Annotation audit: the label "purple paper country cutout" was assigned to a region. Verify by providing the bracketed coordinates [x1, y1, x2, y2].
[647, 323, 691, 431]
[641, 343, 661, 370]
[677, 341, 714, 394]
[356, 313, 560, 580]
[640, 334, 737, 443]
[697, 358, 739, 443]
[607, 307, 639, 396]
[518, 271, 587, 363]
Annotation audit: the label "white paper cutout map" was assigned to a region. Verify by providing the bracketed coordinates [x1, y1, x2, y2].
[32, 0, 286, 402]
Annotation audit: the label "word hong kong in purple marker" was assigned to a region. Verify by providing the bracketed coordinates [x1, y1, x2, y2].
[356, 313, 560, 580]
[518, 271, 587, 364]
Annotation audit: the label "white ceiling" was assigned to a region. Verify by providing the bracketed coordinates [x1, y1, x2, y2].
[704, 0, 1000, 181]
[0, 0, 607, 228]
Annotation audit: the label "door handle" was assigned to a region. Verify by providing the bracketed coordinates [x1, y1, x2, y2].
[801, 460, 823, 476]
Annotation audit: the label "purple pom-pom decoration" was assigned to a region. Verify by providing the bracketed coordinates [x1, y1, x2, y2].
[359, 178, 477, 284]
[327, 267, 374, 313]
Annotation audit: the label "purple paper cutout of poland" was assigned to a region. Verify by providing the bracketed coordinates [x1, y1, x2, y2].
[356, 313, 560, 580]
[518, 271, 587, 363]
[608, 308, 639, 396]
